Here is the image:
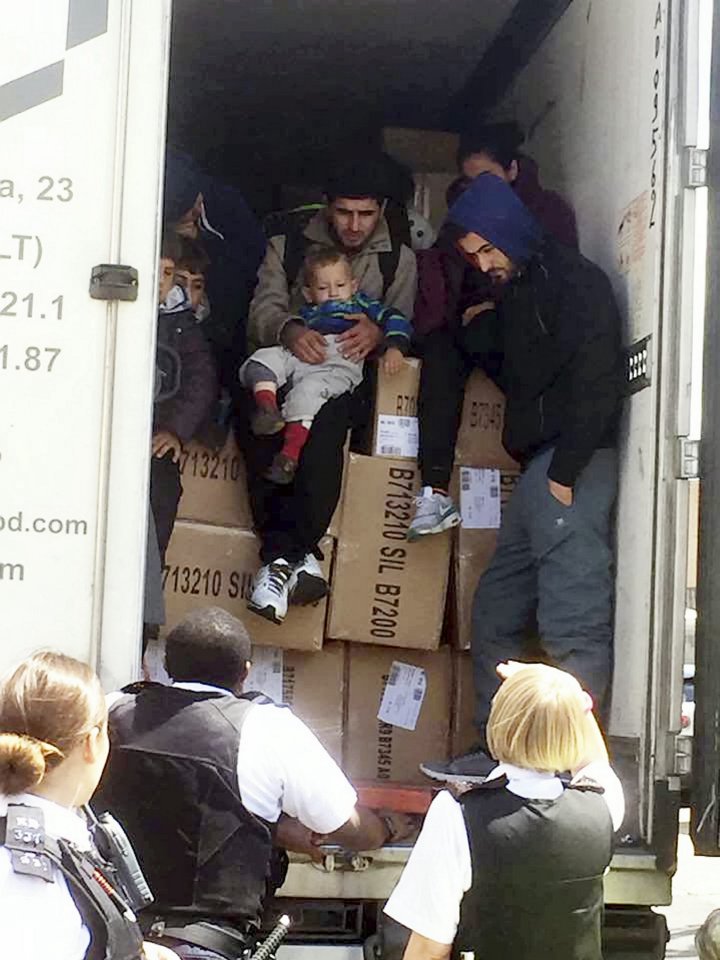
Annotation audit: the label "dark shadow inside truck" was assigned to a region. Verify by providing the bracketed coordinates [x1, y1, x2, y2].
[166, 0, 558, 209]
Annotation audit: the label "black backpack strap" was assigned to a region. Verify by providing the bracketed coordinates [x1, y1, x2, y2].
[282, 228, 312, 291]
[379, 241, 402, 297]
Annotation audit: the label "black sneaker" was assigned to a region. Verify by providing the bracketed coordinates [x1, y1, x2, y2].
[251, 408, 285, 436]
[264, 452, 298, 485]
[419, 748, 496, 784]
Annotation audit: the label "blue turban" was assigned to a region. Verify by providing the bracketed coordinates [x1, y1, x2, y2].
[448, 173, 544, 264]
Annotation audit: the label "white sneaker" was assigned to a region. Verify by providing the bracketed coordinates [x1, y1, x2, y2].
[289, 553, 329, 606]
[247, 560, 293, 624]
[407, 487, 461, 541]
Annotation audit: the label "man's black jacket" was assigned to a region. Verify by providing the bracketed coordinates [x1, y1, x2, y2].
[465, 237, 624, 486]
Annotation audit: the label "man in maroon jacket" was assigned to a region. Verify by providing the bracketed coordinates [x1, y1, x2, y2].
[409, 124, 579, 539]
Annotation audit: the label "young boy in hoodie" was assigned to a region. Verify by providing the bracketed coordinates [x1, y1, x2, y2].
[151, 231, 217, 561]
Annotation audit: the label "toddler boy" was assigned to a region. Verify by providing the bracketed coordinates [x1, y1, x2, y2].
[240, 245, 411, 483]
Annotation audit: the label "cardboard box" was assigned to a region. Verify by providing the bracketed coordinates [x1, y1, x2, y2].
[454, 371, 519, 470]
[345, 645, 451, 784]
[372, 365, 519, 470]
[382, 127, 459, 173]
[177, 432, 343, 539]
[163, 522, 333, 651]
[246, 643, 345, 763]
[177, 434, 253, 529]
[327, 454, 451, 650]
[452, 469, 521, 650]
[450, 651, 476, 757]
[372, 359, 421, 460]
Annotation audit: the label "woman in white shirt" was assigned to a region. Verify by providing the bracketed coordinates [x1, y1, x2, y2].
[0, 650, 177, 960]
[385, 662, 625, 960]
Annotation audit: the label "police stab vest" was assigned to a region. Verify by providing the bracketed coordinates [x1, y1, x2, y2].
[455, 775, 613, 960]
[0, 803, 144, 960]
[94, 684, 274, 928]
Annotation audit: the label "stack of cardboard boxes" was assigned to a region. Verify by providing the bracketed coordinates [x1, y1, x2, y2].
[160, 361, 516, 784]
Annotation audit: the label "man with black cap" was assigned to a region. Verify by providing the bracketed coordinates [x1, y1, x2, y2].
[241, 158, 417, 625]
[417, 173, 624, 782]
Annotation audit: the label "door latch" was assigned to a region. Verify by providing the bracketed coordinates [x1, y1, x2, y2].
[89, 264, 139, 301]
[677, 438, 700, 479]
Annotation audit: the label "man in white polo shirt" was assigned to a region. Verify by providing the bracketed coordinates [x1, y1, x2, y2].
[96, 607, 408, 959]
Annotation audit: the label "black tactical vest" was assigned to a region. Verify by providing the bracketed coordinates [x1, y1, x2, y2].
[0, 803, 144, 960]
[94, 684, 274, 928]
[455, 776, 613, 960]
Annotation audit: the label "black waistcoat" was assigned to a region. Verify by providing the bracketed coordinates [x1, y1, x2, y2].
[455, 776, 613, 960]
[95, 684, 274, 928]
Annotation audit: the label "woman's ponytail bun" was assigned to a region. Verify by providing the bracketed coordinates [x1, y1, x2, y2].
[0, 651, 105, 795]
[0, 732, 61, 795]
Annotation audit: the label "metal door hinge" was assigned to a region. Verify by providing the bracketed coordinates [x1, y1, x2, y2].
[677, 437, 700, 478]
[673, 735, 692, 777]
[684, 147, 708, 188]
[89, 264, 139, 301]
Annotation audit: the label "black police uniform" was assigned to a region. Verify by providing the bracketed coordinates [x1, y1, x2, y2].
[0, 803, 145, 960]
[94, 683, 276, 956]
[455, 775, 614, 960]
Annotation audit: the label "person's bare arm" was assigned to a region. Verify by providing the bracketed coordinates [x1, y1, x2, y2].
[276, 814, 324, 863]
[318, 807, 413, 852]
[402, 932, 452, 960]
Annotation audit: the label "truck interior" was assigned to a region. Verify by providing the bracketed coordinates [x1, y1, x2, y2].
[166, 0, 563, 209]
[162, 0, 711, 945]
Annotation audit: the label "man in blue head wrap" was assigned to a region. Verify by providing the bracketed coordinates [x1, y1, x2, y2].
[414, 174, 624, 782]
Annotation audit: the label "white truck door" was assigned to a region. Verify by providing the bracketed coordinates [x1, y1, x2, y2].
[692, 0, 720, 856]
[0, 1, 172, 689]
[499, 0, 708, 890]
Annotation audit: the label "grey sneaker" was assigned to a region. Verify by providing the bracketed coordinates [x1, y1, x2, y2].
[407, 487, 461, 541]
[247, 559, 293, 624]
[419, 748, 496, 784]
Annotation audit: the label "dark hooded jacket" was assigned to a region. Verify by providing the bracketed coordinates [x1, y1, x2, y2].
[414, 156, 579, 336]
[456, 234, 624, 486]
[164, 148, 266, 389]
[154, 286, 217, 444]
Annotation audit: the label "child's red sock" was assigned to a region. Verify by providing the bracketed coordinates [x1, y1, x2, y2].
[254, 387, 279, 411]
[282, 422, 311, 463]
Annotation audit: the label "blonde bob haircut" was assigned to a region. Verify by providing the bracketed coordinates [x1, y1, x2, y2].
[487, 663, 607, 773]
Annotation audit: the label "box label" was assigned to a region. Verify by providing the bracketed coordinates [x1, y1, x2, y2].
[377, 661, 427, 731]
[460, 467, 501, 529]
[375, 415, 419, 459]
[246, 646, 284, 702]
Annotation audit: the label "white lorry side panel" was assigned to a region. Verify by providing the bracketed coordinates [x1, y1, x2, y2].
[500, 0, 670, 747]
[0, 1, 171, 689]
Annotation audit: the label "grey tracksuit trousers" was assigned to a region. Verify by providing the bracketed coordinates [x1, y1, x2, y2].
[240, 336, 363, 422]
[471, 446, 617, 733]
